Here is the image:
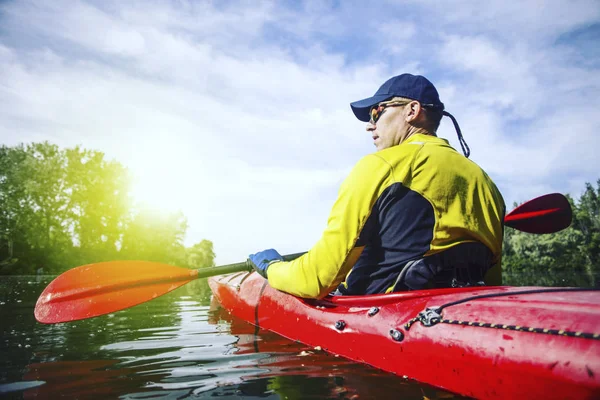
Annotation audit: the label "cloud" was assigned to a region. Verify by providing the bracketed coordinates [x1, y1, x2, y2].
[414, 0, 600, 41]
[1, 0, 599, 263]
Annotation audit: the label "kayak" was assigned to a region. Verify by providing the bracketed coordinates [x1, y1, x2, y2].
[209, 271, 600, 400]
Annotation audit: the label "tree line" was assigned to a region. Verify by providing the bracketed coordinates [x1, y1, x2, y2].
[0, 142, 215, 275]
[503, 180, 600, 287]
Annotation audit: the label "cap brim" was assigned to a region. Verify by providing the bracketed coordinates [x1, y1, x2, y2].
[350, 94, 394, 122]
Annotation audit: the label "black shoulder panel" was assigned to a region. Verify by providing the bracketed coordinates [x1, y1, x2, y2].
[341, 183, 435, 295]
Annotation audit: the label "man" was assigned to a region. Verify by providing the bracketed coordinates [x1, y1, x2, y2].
[249, 73, 505, 299]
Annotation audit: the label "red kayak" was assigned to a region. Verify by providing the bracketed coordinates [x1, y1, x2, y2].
[209, 271, 600, 400]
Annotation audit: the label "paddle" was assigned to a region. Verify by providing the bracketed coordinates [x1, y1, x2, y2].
[35, 193, 572, 324]
[504, 193, 572, 234]
[34, 252, 305, 325]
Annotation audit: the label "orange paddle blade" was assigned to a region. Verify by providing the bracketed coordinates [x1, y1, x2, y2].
[35, 261, 198, 324]
[504, 193, 572, 234]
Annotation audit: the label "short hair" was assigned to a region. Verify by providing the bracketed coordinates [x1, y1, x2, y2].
[390, 97, 442, 134]
[423, 107, 443, 133]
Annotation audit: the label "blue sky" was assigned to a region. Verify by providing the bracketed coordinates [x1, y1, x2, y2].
[1, 0, 599, 264]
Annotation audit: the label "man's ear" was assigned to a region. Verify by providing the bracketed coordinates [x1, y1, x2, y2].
[405, 101, 423, 122]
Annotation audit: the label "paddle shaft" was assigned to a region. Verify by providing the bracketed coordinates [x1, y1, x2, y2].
[196, 252, 306, 279]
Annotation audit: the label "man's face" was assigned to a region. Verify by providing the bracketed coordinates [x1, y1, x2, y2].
[367, 100, 409, 151]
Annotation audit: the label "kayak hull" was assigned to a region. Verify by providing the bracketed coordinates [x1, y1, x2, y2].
[209, 272, 600, 399]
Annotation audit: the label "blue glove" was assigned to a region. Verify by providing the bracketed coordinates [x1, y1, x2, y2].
[248, 248, 284, 279]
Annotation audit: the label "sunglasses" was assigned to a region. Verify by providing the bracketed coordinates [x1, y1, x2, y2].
[369, 100, 410, 124]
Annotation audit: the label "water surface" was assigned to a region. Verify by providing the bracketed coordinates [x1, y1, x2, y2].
[1, 276, 465, 399]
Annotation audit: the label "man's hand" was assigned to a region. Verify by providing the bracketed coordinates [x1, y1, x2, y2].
[248, 248, 284, 279]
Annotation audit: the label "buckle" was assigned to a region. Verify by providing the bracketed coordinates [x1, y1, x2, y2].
[418, 307, 442, 327]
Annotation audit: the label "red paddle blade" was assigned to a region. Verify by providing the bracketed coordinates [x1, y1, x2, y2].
[504, 193, 572, 234]
[35, 261, 198, 324]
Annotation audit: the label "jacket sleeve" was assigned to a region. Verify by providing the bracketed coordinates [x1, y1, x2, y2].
[267, 154, 392, 298]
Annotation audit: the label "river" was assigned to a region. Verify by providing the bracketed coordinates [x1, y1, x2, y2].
[0, 276, 465, 399]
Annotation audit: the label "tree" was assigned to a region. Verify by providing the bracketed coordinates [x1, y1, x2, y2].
[0, 143, 72, 273]
[186, 239, 216, 269]
[0, 145, 28, 270]
[503, 182, 600, 287]
[120, 208, 188, 265]
[64, 147, 132, 265]
[572, 181, 600, 285]
[1, 142, 216, 275]
[503, 225, 589, 286]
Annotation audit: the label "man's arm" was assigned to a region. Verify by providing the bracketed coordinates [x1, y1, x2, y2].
[267, 155, 392, 298]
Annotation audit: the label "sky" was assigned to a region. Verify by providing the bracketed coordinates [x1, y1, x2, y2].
[1, 0, 599, 264]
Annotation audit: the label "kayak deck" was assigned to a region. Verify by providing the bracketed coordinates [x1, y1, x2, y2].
[209, 272, 600, 400]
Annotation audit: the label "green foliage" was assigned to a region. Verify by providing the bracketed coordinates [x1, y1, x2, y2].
[0, 142, 215, 274]
[503, 180, 600, 287]
[120, 208, 188, 265]
[185, 239, 216, 269]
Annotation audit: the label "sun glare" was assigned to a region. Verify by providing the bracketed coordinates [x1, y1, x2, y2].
[124, 138, 198, 215]
[130, 167, 187, 214]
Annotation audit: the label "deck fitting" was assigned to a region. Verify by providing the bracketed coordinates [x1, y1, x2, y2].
[390, 329, 404, 342]
[335, 320, 346, 331]
[367, 307, 380, 317]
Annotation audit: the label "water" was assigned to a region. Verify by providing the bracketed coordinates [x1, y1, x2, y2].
[0, 276, 465, 399]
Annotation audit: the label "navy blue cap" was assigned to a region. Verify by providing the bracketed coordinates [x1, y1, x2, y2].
[350, 73, 471, 158]
[350, 73, 444, 122]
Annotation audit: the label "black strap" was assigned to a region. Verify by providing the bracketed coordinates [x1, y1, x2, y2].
[393, 243, 492, 291]
[443, 111, 470, 158]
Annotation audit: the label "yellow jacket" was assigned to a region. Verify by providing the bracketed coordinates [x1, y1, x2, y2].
[268, 134, 505, 298]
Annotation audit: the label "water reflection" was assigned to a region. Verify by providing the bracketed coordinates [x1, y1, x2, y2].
[1, 276, 465, 399]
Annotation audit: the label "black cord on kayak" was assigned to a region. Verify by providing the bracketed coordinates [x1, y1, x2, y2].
[436, 287, 600, 313]
[404, 287, 600, 341]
